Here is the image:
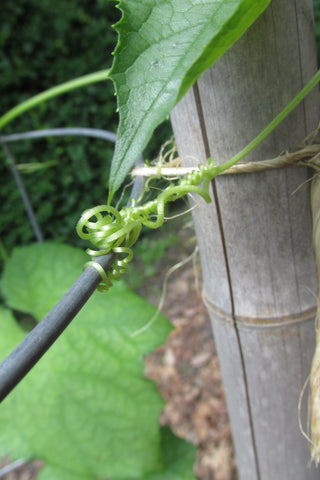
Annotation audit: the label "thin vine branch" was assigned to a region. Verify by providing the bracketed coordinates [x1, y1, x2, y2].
[2, 143, 44, 243]
[0, 70, 110, 131]
[213, 69, 320, 174]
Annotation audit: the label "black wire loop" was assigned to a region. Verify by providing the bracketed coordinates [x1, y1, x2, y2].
[0, 128, 145, 402]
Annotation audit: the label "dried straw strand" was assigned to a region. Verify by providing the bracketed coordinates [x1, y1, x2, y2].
[310, 174, 320, 463]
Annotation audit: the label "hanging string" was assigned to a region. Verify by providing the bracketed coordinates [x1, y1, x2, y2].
[310, 173, 320, 463]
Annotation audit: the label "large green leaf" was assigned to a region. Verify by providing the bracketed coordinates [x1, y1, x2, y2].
[1, 242, 87, 321]
[0, 243, 195, 479]
[37, 428, 196, 480]
[108, 0, 271, 199]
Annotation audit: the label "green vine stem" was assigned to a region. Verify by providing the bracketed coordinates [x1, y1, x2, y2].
[78, 68, 320, 291]
[0, 70, 110, 131]
[214, 68, 320, 174]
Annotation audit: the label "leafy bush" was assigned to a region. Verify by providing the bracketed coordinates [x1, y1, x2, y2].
[0, 1, 120, 250]
[0, 1, 171, 254]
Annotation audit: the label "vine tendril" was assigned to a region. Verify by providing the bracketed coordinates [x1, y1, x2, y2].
[77, 67, 320, 292]
[77, 158, 218, 290]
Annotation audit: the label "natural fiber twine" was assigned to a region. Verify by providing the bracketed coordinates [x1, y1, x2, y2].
[131, 144, 320, 177]
[311, 173, 320, 463]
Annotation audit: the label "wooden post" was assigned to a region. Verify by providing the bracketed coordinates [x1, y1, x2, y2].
[170, 0, 320, 478]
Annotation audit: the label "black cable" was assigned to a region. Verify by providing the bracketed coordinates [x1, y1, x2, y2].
[0, 254, 114, 402]
[0, 130, 146, 402]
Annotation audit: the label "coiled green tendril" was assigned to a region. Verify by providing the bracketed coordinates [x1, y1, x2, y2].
[76, 68, 320, 291]
[76, 158, 217, 291]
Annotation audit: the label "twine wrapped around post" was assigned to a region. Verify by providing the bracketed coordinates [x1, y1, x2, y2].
[311, 173, 320, 462]
[131, 143, 320, 178]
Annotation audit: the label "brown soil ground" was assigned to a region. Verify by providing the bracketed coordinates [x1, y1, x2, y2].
[0, 214, 238, 480]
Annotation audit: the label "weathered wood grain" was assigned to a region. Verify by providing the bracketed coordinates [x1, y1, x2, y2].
[171, 0, 320, 478]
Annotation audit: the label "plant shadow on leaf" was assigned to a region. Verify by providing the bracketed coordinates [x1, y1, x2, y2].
[11, 309, 37, 333]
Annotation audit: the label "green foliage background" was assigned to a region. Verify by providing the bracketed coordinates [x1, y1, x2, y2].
[0, 1, 117, 248]
[0, 0, 319, 256]
[0, 0, 171, 254]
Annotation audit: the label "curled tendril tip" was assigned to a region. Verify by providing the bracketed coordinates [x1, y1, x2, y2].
[77, 158, 217, 291]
